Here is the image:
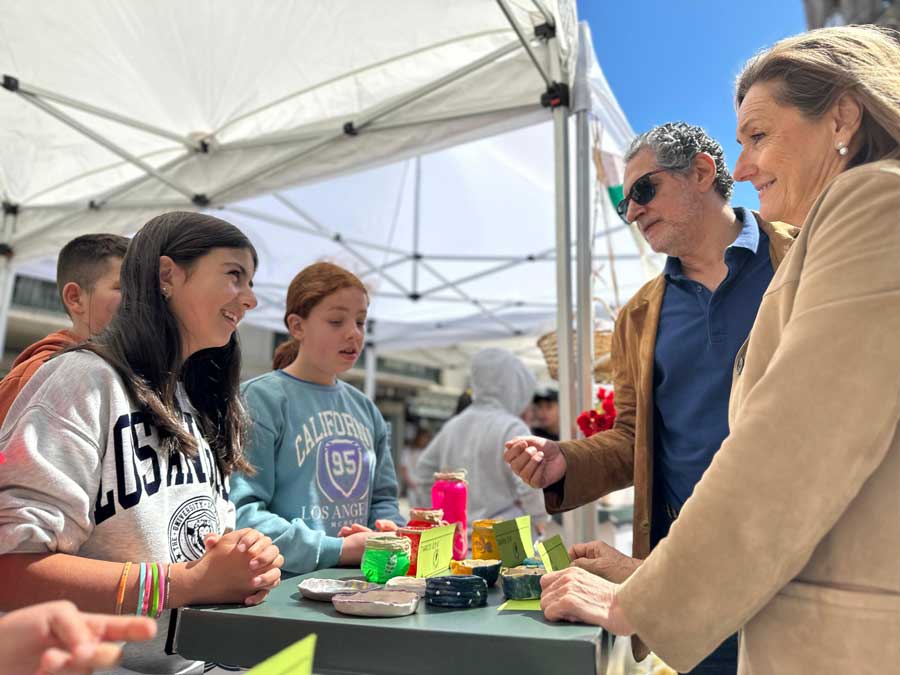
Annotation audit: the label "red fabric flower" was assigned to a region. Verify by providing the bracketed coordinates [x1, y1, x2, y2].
[576, 386, 617, 437]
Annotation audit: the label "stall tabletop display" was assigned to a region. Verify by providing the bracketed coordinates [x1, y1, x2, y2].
[173, 519, 611, 672]
[175, 565, 611, 674]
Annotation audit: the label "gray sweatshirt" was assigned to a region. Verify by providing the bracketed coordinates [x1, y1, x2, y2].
[413, 348, 547, 529]
[0, 351, 235, 674]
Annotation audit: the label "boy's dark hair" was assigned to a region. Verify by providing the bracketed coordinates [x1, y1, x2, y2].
[56, 233, 129, 305]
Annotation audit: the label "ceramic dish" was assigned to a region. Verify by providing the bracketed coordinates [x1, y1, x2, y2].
[297, 577, 381, 602]
[331, 589, 420, 617]
[385, 576, 427, 597]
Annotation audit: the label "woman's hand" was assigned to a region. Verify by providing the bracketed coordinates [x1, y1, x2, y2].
[540, 566, 636, 636]
[176, 528, 283, 607]
[0, 600, 156, 675]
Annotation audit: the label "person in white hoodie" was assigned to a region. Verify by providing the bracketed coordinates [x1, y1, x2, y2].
[413, 348, 547, 535]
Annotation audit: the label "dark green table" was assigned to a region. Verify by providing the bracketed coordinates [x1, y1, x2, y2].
[174, 567, 610, 674]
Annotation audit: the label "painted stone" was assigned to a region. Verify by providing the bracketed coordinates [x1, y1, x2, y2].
[449, 559, 502, 587]
[500, 565, 545, 600]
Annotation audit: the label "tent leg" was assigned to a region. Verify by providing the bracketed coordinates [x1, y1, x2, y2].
[0, 256, 16, 365]
[542, 37, 580, 547]
[561, 29, 601, 547]
[364, 323, 377, 400]
[572, 27, 599, 546]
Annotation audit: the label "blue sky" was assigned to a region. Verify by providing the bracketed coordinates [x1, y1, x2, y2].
[578, 0, 807, 208]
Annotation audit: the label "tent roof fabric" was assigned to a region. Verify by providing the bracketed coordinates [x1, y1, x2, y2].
[1, 0, 648, 352]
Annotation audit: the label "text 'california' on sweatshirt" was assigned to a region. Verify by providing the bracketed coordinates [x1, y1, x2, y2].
[231, 370, 403, 574]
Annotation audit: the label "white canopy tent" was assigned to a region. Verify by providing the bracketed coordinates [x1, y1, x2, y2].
[0, 1, 650, 542]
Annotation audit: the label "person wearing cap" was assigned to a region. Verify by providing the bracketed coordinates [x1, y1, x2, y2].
[531, 387, 560, 441]
[505, 122, 796, 673]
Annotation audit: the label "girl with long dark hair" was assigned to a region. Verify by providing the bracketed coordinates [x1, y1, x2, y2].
[0, 212, 283, 674]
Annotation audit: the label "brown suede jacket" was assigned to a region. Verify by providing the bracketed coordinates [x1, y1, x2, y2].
[544, 214, 797, 560]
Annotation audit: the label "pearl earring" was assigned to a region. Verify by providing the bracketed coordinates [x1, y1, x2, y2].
[161, 287, 170, 300]
[836, 142, 848, 156]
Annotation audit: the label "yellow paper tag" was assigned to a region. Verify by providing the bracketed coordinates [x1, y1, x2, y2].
[536, 534, 570, 572]
[415, 524, 456, 578]
[493, 515, 533, 567]
[498, 599, 542, 611]
[247, 633, 316, 675]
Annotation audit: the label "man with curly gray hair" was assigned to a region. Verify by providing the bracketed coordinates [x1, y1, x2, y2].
[505, 122, 797, 673]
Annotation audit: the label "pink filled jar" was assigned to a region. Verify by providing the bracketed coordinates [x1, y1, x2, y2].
[431, 470, 468, 560]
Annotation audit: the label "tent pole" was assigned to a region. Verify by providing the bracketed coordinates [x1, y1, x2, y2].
[543, 23, 593, 549]
[210, 40, 524, 202]
[528, 0, 556, 26]
[13, 95, 198, 201]
[413, 156, 421, 297]
[548, 62, 573, 430]
[267, 194, 411, 295]
[495, 0, 553, 87]
[415, 222, 633, 298]
[417, 260, 522, 335]
[4, 78, 201, 150]
[571, 23, 599, 545]
[217, 103, 541, 152]
[364, 321, 377, 401]
[0, 255, 16, 364]
[228, 204, 409, 257]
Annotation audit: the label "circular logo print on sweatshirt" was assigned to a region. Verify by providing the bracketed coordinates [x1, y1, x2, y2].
[316, 437, 371, 503]
[168, 496, 220, 562]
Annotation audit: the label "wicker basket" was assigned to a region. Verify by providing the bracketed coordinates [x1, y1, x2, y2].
[537, 329, 613, 383]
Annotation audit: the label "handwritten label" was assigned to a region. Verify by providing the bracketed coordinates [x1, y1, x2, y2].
[493, 516, 534, 568]
[416, 524, 455, 578]
[536, 534, 570, 572]
[247, 633, 316, 675]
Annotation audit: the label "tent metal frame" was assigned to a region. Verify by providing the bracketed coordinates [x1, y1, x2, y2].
[0, 3, 644, 544]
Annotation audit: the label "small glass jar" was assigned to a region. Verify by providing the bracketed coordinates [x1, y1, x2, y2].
[471, 519, 501, 560]
[407, 507, 444, 528]
[396, 525, 432, 576]
[431, 471, 468, 560]
[361, 534, 411, 583]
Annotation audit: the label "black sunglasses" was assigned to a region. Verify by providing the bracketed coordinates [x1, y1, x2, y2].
[616, 168, 669, 222]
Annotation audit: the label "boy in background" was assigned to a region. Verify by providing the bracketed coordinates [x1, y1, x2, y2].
[0, 233, 128, 424]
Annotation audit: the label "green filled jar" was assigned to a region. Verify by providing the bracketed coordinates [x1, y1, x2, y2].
[361, 534, 412, 583]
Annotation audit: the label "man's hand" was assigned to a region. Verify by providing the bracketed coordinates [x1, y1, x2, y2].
[540, 567, 635, 635]
[569, 539, 642, 584]
[503, 435, 567, 488]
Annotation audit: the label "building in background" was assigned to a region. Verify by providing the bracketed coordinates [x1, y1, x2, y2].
[804, 0, 900, 29]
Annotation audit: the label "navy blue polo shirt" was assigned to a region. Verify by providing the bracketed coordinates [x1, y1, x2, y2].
[651, 208, 773, 546]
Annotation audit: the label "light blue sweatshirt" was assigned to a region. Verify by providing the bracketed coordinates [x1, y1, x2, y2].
[231, 370, 403, 573]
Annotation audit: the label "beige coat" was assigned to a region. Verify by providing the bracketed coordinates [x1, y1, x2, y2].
[618, 160, 900, 674]
[544, 215, 797, 561]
